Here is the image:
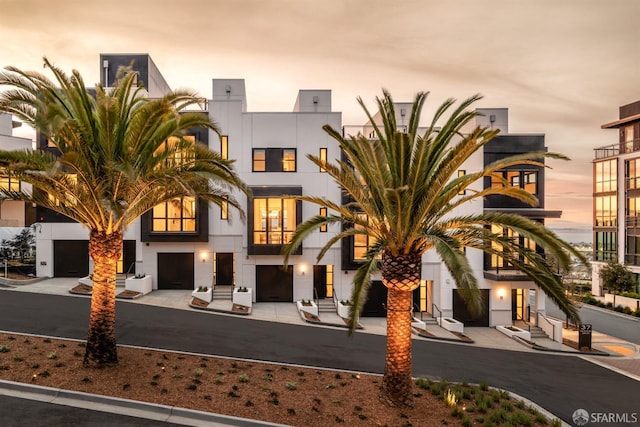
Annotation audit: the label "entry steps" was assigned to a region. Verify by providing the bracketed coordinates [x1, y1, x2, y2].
[213, 285, 233, 300]
[317, 299, 336, 313]
[529, 326, 550, 340]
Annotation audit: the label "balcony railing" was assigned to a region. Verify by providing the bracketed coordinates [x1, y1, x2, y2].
[594, 138, 640, 159]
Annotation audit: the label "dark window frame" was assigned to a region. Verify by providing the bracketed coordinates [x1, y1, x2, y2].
[252, 148, 297, 172]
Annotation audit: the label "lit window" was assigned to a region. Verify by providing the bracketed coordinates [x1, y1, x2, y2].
[253, 149, 266, 171]
[523, 171, 537, 195]
[0, 175, 20, 192]
[152, 197, 196, 232]
[253, 197, 296, 245]
[326, 264, 333, 298]
[155, 136, 195, 167]
[221, 197, 228, 220]
[220, 135, 228, 160]
[491, 170, 538, 195]
[353, 214, 378, 261]
[319, 207, 327, 232]
[457, 170, 466, 195]
[252, 148, 296, 172]
[283, 149, 296, 172]
[319, 148, 327, 172]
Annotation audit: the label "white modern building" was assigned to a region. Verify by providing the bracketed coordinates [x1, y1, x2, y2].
[24, 54, 561, 327]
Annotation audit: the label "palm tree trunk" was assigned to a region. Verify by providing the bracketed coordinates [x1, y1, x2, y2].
[84, 229, 123, 366]
[381, 251, 421, 408]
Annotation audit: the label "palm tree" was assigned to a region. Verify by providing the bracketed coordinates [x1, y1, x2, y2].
[284, 90, 586, 407]
[0, 58, 248, 366]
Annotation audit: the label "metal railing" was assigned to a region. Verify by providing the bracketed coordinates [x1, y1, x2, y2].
[313, 286, 319, 310]
[413, 303, 424, 322]
[432, 303, 442, 325]
[594, 138, 640, 159]
[124, 262, 136, 280]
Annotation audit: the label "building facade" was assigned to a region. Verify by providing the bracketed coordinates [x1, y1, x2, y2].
[592, 100, 640, 295]
[27, 54, 560, 326]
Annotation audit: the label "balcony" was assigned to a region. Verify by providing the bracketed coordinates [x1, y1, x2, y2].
[483, 267, 532, 281]
[594, 138, 640, 159]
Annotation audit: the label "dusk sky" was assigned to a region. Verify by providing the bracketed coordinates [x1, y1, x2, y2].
[1, 0, 638, 232]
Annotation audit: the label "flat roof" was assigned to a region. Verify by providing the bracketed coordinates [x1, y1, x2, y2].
[601, 113, 640, 129]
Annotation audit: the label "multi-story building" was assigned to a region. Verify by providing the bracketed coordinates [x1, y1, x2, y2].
[592, 99, 640, 295]
[0, 113, 34, 227]
[29, 53, 560, 327]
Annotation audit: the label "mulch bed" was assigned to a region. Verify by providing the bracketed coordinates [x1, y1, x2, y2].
[190, 297, 210, 307]
[563, 338, 609, 354]
[116, 290, 142, 299]
[69, 284, 92, 294]
[232, 304, 250, 313]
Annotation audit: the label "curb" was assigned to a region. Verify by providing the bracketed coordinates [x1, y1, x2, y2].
[0, 379, 287, 426]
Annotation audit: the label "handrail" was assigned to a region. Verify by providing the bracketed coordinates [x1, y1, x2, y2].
[313, 286, 319, 310]
[537, 312, 562, 342]
[514, 312, 531, 332]
[332, 291, 338, 312]
[124, 261, 136, 280]
[413, 303, 423, 321]
[432, 303, 442, 324]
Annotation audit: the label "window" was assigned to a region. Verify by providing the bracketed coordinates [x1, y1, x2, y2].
[489, 225, 536, 269]
[220, 135, 228, 160]
[457, 170, 466, 195]
[595, 195, 617, 227]
[595, 159, 617, 193]
[0, 175, 19, 192]
[624, 125, 635, 153]
[319, 148, 327, 172]
[319, 207, 327, 232]
[252, 148, 296, 172]
[491, 170, 538, 195]
[353, 214, 378, 261]
[152, 197, 196, 232]
[253, 149, 266, 171]
[155, 135, 195, 168]
[626, 158, 640, 190]
[326, 264, 333, 298]
[253, 197, 296, 245]
[221, 197, 228, 220]
[595, 231, 617, 261]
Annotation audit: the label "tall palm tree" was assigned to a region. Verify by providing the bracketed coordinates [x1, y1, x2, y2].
[0, 58, 248, 366]
[284, 90, 586, 407]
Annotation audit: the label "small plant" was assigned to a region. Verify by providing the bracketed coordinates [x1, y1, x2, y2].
[262, 373, 273, 382]
[340, 300, 352, 305]
[326, 382, 335, 389]
[150, 381, 158, 387]
[215, 377, 224, 384]
[0, 345, 10, 353]
[0, 365, 9, 371]
[245, 400, 254, 407]
[73, 350, 82, 357]
[228, 390, 240, 398]
[285, 381, 296, 390]
[134, 273, 146, 279]
[13, 354, 24, 362]
[186, 384, 197, 391]
[197, 286, 208, 292]
[239, 374, 249, 383]
[43, 338, 51, 343]
[47, 351, 57, 360]
[332, 398, 341, 405]
[445, 388, 458, 407]
[54, 362, 64, 368]
[550, 419, 562, 427]
[237, 286, 248, 292]
[195, 368, 203, 377]
[122, 383, 130, 391]
[287, 408, 296, 415]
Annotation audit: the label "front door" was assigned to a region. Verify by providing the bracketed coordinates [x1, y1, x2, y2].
[215, 253, 234, 286]
[512, 288, 527, 321]
[313, 265, 327, 299]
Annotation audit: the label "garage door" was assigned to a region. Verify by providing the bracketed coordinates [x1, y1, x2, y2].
[361, 280, 387, 317]
[53, 240, 89, 277]
[157, 253, 194, 290]
[452, 289, 490, 326]
[256, 265, 293, 302]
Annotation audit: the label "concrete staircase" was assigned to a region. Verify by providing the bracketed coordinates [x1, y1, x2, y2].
[529, 325, 550, 340]
[317, 299, 336, 313]
[213, 285, 233, 301]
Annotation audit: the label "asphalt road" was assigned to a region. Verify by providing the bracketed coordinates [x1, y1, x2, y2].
[0, 394, 180, 427]
[545, 297, 640, 344]
[0, 291, 638, 425]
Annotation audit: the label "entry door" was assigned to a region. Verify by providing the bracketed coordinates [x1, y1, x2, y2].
[512, 289, 526, 321]
[157, 253, 194, 289]
[313, 265, 327, 299]
[215, 253, 234, 285]
[256, 265, 293, 302]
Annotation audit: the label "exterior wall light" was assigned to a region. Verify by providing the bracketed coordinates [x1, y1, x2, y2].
[498, 288, 506, 300]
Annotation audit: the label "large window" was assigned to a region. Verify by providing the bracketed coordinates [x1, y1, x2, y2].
[626, 158, 640, 190]
[0, 175, 20, 192]
[595, 231, 617, 262]
[489, 225, 536, 269]
[491, 170, 538, 196]
[252, 148, 296, 172]
[595, 159, 617, 193]
[152, 197, 196, 232]
[253, 197, 296, 245]
[353, 214, 378, 261]
[595, 195, 617, 227]
[155, 136, 195, 168]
